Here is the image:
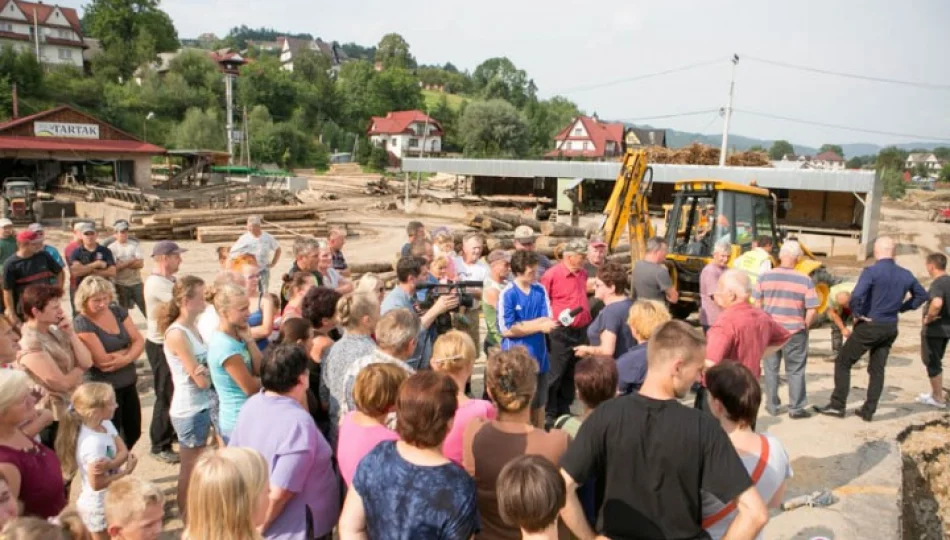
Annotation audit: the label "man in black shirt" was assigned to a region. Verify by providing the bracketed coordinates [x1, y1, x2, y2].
[2, 230, 63, 322]
[68, 223, 116, 296]
[919, 253, 950, 408]
[559, 320, 768, 540]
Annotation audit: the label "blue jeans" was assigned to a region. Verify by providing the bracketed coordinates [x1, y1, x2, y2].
[171, 409, 212, 449]
[764, 330, 809, 413]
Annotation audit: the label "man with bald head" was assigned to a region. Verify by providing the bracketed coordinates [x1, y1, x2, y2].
[817, 236, 928, 421]
[696, 269, 790, 412]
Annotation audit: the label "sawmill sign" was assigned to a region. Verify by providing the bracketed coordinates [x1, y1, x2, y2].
[33, 122, 100, 139]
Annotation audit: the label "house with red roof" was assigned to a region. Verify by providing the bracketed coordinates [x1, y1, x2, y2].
[547, 115, 624, 159]
[367, 110, 443, 162]
[813, 150, 845, 170]
[0, 0, 86, 68]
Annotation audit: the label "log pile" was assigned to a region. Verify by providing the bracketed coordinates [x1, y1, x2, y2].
[130, 203, 349, 242]
[644, 143, 771, 167]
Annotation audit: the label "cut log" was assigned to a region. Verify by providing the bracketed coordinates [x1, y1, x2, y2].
[482, 211, 543, 232]
[349, 262, 394, 274]
[534, 235, 586, 251]
[486, 237, 514, 251]
[145, 203, 347, 225]
[540, 222, 588, 237]
[465, 214, 514, 233]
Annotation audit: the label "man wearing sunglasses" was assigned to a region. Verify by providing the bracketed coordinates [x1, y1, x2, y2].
[68, 222, 116, 298]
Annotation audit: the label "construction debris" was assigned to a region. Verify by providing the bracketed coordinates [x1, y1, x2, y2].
[131, 203, 348, 241]
[644, 143, 771, 167]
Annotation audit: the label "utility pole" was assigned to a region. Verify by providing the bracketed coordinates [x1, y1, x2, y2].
[417, 108, 430, 194]
[11, 83, 17, 119]
[225, 73, 235, 165]
[719, 54, 739, 167]
[32, 8, 39, 60]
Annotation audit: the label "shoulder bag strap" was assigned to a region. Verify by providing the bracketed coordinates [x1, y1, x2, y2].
[701, 435, 771, 530]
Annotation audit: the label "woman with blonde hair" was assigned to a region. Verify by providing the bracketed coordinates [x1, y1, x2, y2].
[431, 330, 495, 465]
[55, 383, 137, 538]
[320, 293, 379, 440]
[0, 369, 66, 518]
[431, 229, 458, 280]
[228, 253, 276, 353]
[207, 281, 262, 443]
[184, 447, 269, 540]
[17, 284, 92, 449]
[158, 275, 215, 519]
[73, 277, 145, 450]
[354, 274, 385, 305]
[462, 347, 569, 539]
[1, 509, 91, 540]
[616, 299, 671, 395]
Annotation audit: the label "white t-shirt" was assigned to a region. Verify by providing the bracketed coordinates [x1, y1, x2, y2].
[144, 274, 175, 343]
[165, 322, 211, 418]
[108, 240, 143, 287]
[702, 433, 793, 540]
[76, 420, 119, 510]
[454, 257, 489, 283]
[230, 232, 279, 268]
[197, 306, 220, 344]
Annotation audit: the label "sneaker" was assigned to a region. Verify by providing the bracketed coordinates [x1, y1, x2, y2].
[150, 449, 180, 464]
[788, 409, 812, 419]
[916, 393, 947, 409]
[814, 404, 846, 418]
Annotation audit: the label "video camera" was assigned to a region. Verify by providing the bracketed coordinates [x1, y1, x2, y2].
[416, 281, 483, 335]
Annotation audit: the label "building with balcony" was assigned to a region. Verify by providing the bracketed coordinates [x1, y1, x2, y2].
[0, 1, 85, 68]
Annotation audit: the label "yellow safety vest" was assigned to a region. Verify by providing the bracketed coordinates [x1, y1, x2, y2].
[733, 249, 771, 286]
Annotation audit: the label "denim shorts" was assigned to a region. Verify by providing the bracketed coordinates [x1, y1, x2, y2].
[171, 409, 212, 449]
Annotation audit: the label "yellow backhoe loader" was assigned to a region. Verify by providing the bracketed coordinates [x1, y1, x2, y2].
[600, 149, 835, 319]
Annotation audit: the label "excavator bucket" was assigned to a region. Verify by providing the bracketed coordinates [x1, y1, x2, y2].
[600, 150, 655, 266]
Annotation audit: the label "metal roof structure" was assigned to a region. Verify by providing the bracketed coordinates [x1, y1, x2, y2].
[402, 157, 878, 193]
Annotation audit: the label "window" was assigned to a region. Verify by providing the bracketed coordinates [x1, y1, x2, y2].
[573, 127, 583, 135]
[57, 29, 71, 39]
[57, 48, 72, 60]
[408, 138, 419, 148]
[391, 138, 398, 147]
[0, 22, 12, 32]
[583, 141, 590, 151]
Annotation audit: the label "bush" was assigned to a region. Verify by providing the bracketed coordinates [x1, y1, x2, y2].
[881, 168, 905, 200]
[312, 142, 330, 172]
[355, 136, 372, 166]
[368, 145, 390, 171]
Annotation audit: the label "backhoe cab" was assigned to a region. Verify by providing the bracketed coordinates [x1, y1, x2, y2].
[600, 149, 834, 320]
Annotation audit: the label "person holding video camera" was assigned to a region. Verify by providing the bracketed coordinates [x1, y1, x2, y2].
[381, 256, 459, 369]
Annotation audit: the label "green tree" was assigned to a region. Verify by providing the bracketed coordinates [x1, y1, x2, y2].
[237, 57, 298, 122]
[338, 42, 376, 62]
[459, 99, 529, 158]
[934, 147, 950, 161]
[292, 50, 341, 127]
[376, 33, 414, 69]
[915, 162, 931, 179]
[768, 140, 794, 160]
[819, 144, 843, 157]
[429, 95, 459, 152]
[845, 156, 863, 169]
[881, 168, 905, 199]
[0, 45, 43, 97]
[472, 57, 536, 109]
[748, 144, 766, 153]
[83, 0, 179, 79]
[876, 147, 908, 172]
[337, 61, 421, 131]
[172, 108, 225, 150]
[939, 163, 950, 184]
[368, 144, 390, 171]
[168, 49, 221, 91]
[523, 96, 581, 156]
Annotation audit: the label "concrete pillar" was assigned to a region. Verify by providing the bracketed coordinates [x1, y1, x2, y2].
[132, 156, 154, 189]
[859, 172, 884, 261]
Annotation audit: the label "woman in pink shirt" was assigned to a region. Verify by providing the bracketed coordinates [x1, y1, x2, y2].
[432, 330, 497, 465]
[336, 363, 408, 485]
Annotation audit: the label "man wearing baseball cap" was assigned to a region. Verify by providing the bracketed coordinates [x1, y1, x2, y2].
[513, 225, 552, 276]
[144, 240, 187, 464]
[0, 219, 15, 267]
[68, 222, 116, 296]
[28, 223, 65, 268]
[539, 238, 592, 428]
[108, 220, 146, 316]
[2, 229, 63, 323]
[585, 235, 609, 319]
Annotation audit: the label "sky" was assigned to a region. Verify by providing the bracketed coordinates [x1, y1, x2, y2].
[62, 0, 950, 147]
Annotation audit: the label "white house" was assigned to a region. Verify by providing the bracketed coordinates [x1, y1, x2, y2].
[279, 37, 347, 73]
[0, 0, 85, 68]
[813, 151, 845, 170]
[367, 110, 443, 160]
[905, 153, 944, 175]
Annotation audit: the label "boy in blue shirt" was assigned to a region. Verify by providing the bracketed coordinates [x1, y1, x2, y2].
[498, 250, 558, 427]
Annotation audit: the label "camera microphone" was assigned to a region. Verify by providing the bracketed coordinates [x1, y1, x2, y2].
[558, 307, 584, 326]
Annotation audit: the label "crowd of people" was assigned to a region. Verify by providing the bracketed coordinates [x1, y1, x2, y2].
[0, 212, 943, 540]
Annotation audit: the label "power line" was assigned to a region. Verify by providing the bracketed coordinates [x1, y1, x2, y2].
[613, 109, 722, 123]
[734, 109, 950, 143]
[742, 54, 950, 91]
[556, 59, 724, 94]
[690, 111, 722, 143]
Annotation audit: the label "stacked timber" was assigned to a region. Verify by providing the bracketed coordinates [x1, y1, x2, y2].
[195, 220, 336, 243]
[131, 203, 348, 241]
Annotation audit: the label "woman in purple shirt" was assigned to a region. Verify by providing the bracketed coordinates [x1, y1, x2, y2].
[575, 263, 636, 361]
[229, 344, 341, 539]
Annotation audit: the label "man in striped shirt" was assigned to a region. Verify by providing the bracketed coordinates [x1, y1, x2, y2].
[756, 241, 818, 419]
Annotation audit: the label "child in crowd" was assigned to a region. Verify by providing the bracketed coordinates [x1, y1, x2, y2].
[554, 356, 618, 438]
[104, 477, 165, 540]
[616, 300, 671, 394]
[432, 230, 458, 281]
[496, 455, 566, 540]
[184, 447, 269, 540]
[337, 363, 408, 485]
[430, 330, 496, 465]
[1, 509, 91, 539]
[56, 383, 137, 539]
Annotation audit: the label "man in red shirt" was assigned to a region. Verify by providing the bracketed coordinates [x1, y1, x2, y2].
[698, 269, 789, 413]
[540, 239, 591, 428]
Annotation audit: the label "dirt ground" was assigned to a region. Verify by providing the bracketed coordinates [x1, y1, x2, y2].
[54, 195, 950, 538]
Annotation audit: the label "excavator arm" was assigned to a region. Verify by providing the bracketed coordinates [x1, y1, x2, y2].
[600, 149, 655, 266]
